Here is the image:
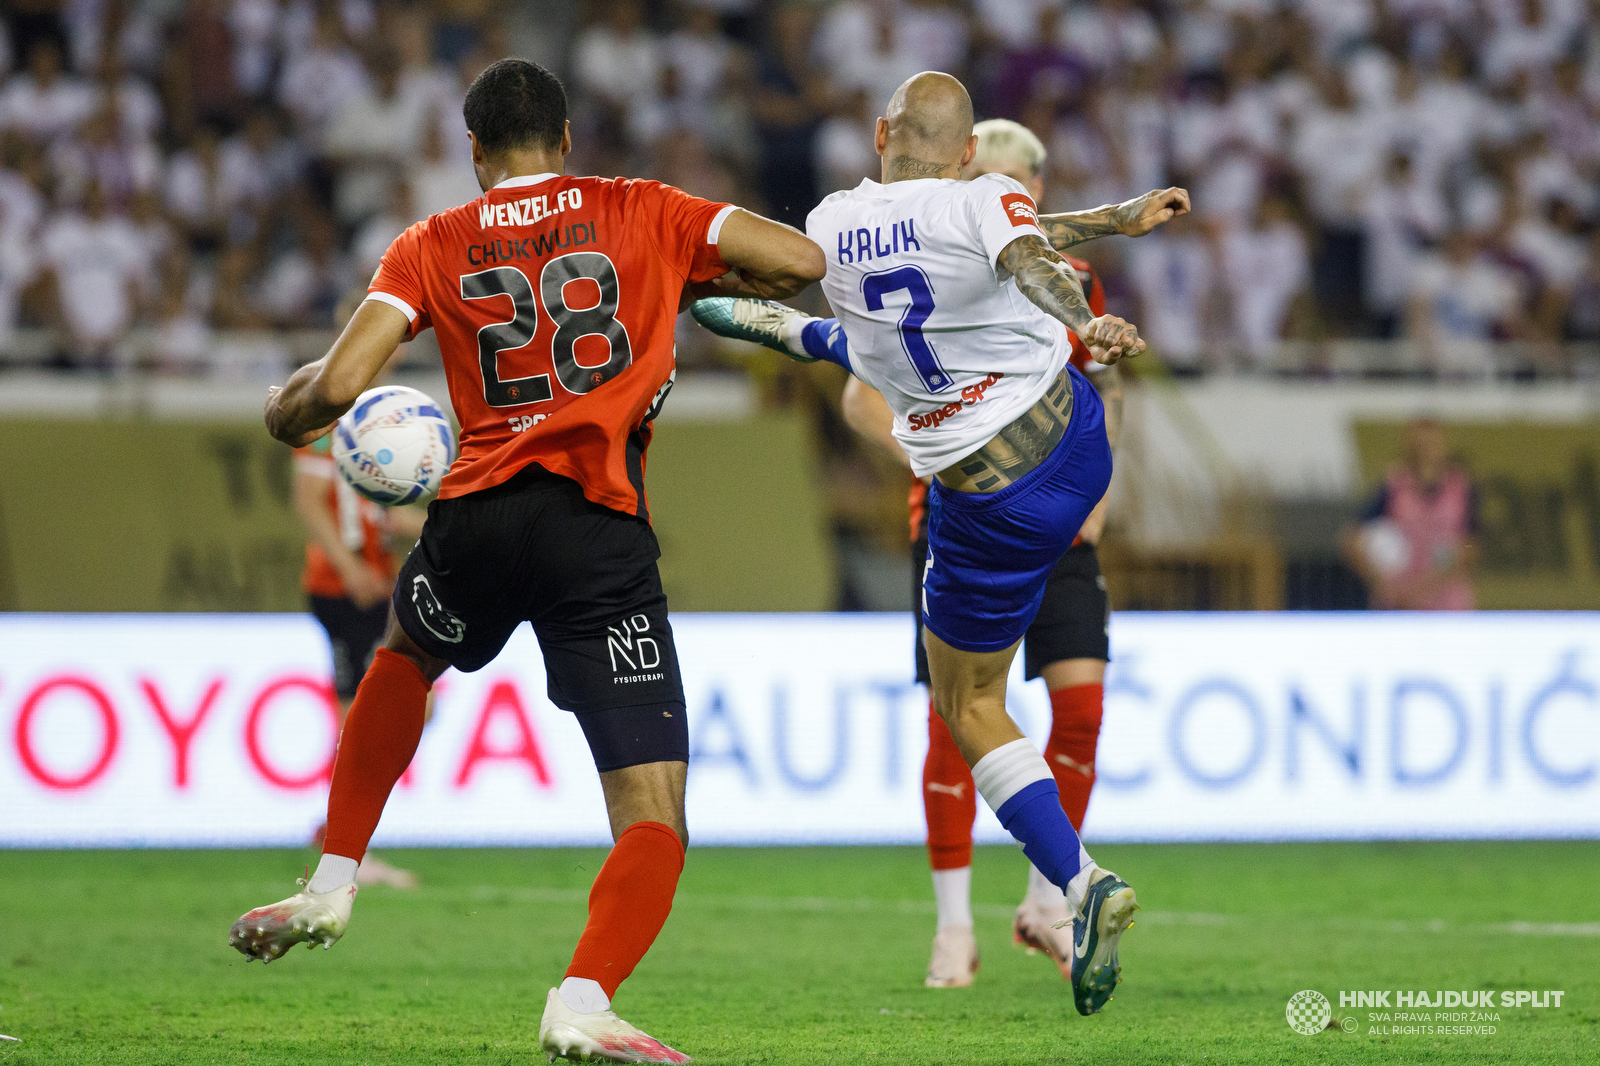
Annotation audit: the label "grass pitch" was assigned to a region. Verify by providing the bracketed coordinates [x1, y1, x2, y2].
[1, 842, 1596, 1064]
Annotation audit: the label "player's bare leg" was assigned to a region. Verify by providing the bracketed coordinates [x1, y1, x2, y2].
[923, 632, 1030, 767]
[923, 629, 1136, 1015]
[541, 760, 691, 1064]
[1015, 657, 1105, 976]
[230, 615, 444, 961]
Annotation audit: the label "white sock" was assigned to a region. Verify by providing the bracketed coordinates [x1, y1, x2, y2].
[932, 866, 973, 930]
[1065, 863, 1100, 916]
[972, 740, 1096, 912]
[307, 854, 359, 894]
[970, 738, 1054, 812]
[1027, 862, 1065, 908]
[559, 976, 611, 1014]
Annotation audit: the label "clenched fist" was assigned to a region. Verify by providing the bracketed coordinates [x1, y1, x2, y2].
[1081, 315, 1146, 365]
[1112, 188, 1191, 238]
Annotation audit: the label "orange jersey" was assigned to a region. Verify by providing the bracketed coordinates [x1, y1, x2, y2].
[367, 172, 733, 519]
[295, 438, 394, 598]
[907, 258, 1104, 544]
[909, 477, 929, 543]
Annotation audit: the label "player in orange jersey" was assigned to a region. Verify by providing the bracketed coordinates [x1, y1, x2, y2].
[292, 433, 424, 889]
[229, 59, 824, 1064]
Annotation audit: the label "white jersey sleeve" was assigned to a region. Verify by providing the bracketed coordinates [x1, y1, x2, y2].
[964, 172, 1050, 270]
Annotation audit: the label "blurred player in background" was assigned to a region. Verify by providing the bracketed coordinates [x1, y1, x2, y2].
[1342, 416, 1480, 610]
[231, 58, 824, 1065]
[293, 420, 425, 890]
[693, 75, 1185, 1016]
[295, 291, 430, 889]
[691, 119, 1183, 989]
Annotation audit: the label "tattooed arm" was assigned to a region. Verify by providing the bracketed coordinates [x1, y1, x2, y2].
[1037, 187, 1191, 253]
[1088, 363, 1124, 447]
[996, 234, 1145, 365]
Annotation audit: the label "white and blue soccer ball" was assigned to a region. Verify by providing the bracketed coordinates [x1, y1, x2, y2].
[332, 386, 457, 506]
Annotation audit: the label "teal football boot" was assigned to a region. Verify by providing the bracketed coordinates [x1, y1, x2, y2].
[1064, 869, 1139, 1015]
[689, 297, 818, 362]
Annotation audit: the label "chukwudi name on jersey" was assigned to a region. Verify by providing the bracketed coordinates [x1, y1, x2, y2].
[365, 172, 737, 519]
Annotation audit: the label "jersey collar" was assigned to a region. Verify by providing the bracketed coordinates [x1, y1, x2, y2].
[861, 177, 947, 197]
[492, 172, 561, 191]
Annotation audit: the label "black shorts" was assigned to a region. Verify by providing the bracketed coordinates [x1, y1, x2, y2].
[393, 463, 688, 772]
[913, 539, 1110, 685]
[309, 594, 390, 701]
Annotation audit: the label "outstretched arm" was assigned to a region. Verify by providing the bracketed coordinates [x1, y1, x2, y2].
[841, 376, 912, 469]
[690, 209, 826, 301]
[265, 299, 412, 447]
[1037, 187, 1190, 252]
[997, 234, 1145, 365]
[1089, 363, 1124, 447]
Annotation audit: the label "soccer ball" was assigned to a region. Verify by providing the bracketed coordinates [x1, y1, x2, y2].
[332, 386, 457, 506]
[1357, 518, 1410, 578]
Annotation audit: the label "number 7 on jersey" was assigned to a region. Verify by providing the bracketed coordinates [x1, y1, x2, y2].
[862, 265, 951, 392]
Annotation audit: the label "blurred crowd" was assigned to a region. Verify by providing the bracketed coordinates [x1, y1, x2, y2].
[0, 0, 495, 369]
[0, 0, 1597, 374]
[564, 0, 1600, 374]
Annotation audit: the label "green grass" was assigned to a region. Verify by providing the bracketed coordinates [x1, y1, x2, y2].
[2, 843, 1597, 1064]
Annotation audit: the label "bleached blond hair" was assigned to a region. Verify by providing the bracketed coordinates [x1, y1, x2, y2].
[971, 118, 1047, 177]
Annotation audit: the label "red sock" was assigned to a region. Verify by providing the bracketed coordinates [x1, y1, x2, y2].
[923, 700, 977, 870]
[565, 821, 686, 998]
[321, 648, 430, 861]
[1043, 683, 1104, 831]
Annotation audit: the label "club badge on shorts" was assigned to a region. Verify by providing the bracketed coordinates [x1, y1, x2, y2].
[411, 575, 466, 643]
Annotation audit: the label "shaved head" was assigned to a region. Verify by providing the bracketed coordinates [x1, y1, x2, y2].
[877, 71, 977, 182]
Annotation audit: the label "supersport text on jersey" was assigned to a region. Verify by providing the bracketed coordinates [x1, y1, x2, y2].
[806, 172, 1075, 477]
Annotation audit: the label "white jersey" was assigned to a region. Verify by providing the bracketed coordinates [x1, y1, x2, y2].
[807, 173, 1073, 476]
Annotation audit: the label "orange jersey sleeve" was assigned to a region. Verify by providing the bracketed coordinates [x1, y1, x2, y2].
[366, 174, 731, 519]
[368, 221, 434, 338]
[629, 178, 738, 285]
[1066, 256, 1105, 371]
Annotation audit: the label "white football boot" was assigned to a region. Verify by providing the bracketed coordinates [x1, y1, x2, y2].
[228, 880, 357, 962]
[539, 988, 691, 1064]
[924, 926, 980, 988]
[687, 297, 819, 362]
[1013, 893, 1074, 980]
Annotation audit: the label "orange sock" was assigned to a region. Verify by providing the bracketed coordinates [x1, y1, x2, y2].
[1043, 683, 1103, 831]
[922, 701, 977, 870]
[321, 648, 431, 861]
[565, 821, 686, 998]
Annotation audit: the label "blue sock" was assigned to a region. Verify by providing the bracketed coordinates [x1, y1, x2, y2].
[996, 779, 1086, 890]
[800, 318, 851, 370]
[972, 739, 1094, 907]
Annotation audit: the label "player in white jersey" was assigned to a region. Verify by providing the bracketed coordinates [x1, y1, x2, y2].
[711, 73, 1149, 1016]
[690, 119, 1189, 992]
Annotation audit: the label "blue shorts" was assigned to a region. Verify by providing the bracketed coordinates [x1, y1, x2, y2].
[922, 366, 1112, 654]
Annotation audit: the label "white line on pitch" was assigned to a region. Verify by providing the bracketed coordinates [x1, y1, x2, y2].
[450, 887, 1598, 937]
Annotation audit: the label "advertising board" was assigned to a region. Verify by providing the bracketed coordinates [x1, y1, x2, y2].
[3, 614, 1595, 846]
